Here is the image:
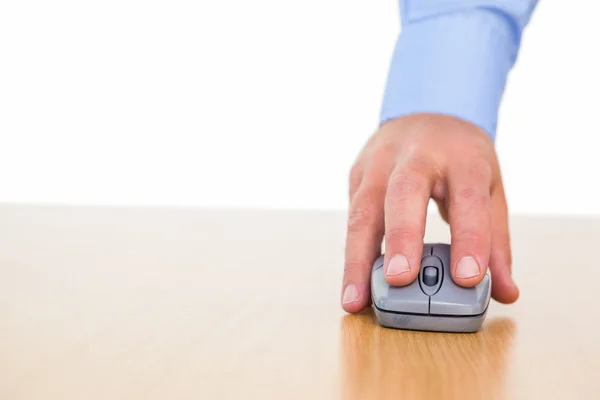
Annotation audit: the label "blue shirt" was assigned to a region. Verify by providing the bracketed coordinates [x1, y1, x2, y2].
[380, 0, 539, 141]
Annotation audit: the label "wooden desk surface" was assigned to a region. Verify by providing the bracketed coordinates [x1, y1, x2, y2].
[0, 205, 599, 399]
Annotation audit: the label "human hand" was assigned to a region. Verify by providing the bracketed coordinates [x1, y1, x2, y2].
[341, 114, 519, 313]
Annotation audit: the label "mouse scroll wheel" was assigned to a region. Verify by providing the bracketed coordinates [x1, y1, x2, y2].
[423, 266, 439, 286]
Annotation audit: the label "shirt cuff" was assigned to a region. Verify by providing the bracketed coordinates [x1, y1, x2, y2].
[379, 9, 520, 141]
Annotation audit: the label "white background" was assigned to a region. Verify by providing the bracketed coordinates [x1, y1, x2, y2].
[1, 1, 598, 214]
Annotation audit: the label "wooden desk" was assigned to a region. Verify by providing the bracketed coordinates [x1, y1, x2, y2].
[0, 205, 598, 399]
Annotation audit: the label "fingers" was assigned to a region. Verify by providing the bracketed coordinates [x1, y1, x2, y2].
[447, 161, 492, 287]
[488, 183, 520, 303]
[342, 179, 386, 313]
[383, 157, 434, 286]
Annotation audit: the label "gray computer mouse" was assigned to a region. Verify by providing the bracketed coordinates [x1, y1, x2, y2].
[371, 243, 491, 333]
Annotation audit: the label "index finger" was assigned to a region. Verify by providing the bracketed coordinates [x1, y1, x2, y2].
[383, 157, 435, 287]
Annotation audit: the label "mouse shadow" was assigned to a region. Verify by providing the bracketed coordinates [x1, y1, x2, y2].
[339, 309, 517, 400]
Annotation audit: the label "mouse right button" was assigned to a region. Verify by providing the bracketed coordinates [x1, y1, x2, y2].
[429, 272, 491, 316]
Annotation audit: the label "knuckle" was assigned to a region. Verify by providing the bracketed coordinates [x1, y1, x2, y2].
[456, 186, 479, 200]
[343, 261, 367, 280]
[348, 180, 386, 232]
[388, 170, 426, 197]
[369, 143, 394, 162]
[347, 204, 376, 233]
[471, 159, 493, 181]
[451, 187, 490, 210]
[385, 226, 422, 244]
[388, 153, 435, 194]
[452, 157, 493, 184]
[452, 229, 485, 249]
[403, 153, 434, 173]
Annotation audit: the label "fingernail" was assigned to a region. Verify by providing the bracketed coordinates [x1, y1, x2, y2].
[342, 284, 360, 304]
[455, 256, 481, 279]
[386, 254, 410, 276]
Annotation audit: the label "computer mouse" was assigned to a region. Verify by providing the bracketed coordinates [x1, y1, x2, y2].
[371, 243, 491, 333]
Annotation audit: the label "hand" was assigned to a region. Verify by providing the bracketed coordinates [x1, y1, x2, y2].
[341, 114, 519, 313]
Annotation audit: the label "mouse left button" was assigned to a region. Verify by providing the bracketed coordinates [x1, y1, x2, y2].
[371, 266, 429, 314]
[371, 254, 385, 272]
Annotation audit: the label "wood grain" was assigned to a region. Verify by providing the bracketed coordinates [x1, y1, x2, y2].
[0, 205, 599, 399]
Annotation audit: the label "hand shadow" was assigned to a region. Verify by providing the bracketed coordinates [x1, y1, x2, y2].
[339, 310, 516, 400]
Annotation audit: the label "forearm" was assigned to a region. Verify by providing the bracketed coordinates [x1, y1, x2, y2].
[380, 0, 539, 141]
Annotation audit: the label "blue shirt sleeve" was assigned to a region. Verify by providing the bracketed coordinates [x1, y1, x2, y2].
[380, 0, 539, 141]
